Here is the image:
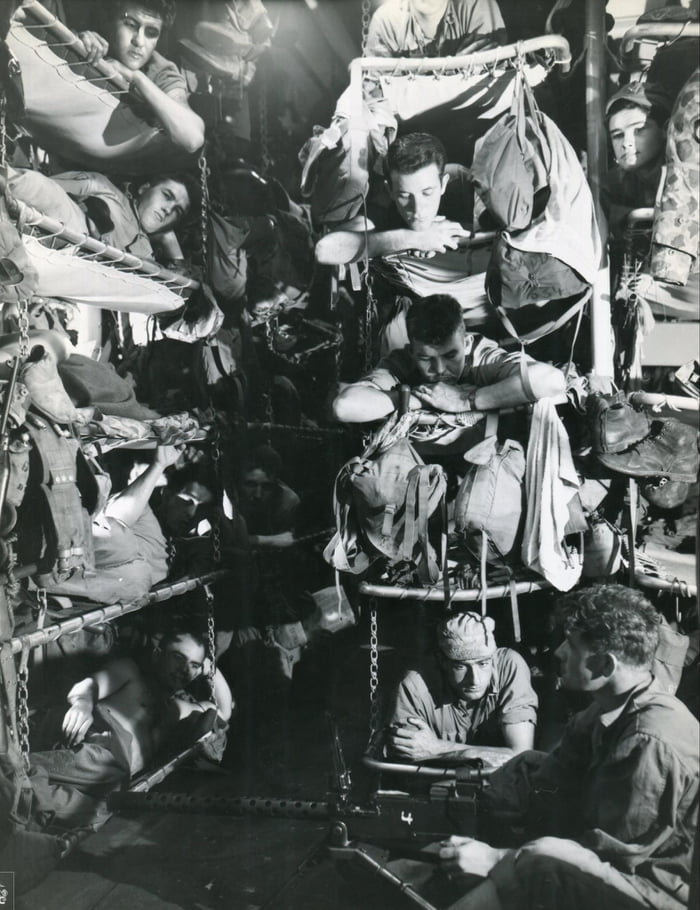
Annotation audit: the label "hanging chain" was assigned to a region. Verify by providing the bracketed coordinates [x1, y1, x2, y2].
[0, 91, 7, 170]
[363, 271, 376, 373]
[333, 322, 342, 385]
[361, 0, 371, 55]
[258, 65, 271, 174]
[210, 429, 222, 566]
[368, 599, 380, 740]
[16, 647, 31, 770]
[198, 149, 211, 266]
[203, 584, 216, 697]
[262, 315, 342, 366]
[18, 297, 30, 358]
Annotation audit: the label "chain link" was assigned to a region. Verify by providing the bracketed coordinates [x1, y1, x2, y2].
[245, 421, 346, 438]
[0, 91, 7, 170]
[363, 271, 376, 374]
[203, 584, 216, 697]
[263, 315, 342, 366]
[368, 599, 380, 739]
[258, 65, 271, 173]
[198, 149, 211, 266]
[361, 0, 372, 55]
[18, 298, 30, 358]
[16, 648, 31, 770]
[210, 429, 222, 566]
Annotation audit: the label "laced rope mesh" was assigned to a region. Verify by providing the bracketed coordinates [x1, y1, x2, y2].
[7, 1, 193, 173]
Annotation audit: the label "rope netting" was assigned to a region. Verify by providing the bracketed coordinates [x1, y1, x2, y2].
[7, 0, 194, 174]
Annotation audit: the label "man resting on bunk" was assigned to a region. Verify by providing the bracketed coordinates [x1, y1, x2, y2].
[76, 0, 204, 154]
[316, 132, 493, 330]
[332, 294, 566, 457]
[29, 624, 233, 829]
[7, 166, 196, 262]
[366, 0, 507, 59]
[386, 612, 537, 770]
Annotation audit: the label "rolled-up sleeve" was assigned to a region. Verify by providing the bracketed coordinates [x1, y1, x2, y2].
[496, 650, 538, 728]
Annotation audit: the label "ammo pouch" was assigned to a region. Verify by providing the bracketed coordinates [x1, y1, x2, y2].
[17, 423, 95, 586]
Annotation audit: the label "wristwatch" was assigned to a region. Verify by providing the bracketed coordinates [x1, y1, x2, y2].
[467, 390, 478, 412]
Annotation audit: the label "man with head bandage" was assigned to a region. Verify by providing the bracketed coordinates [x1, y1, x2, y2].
[386, 612, 537, 769]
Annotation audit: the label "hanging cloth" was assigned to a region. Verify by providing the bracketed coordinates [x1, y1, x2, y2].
[521, 398, 582, 591]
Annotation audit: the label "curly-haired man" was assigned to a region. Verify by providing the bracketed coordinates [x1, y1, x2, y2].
[439, 584, 698, 910]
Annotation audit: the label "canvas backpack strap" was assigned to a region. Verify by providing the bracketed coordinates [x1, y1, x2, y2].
[417, 468, 439, 583]
[440, 478, 451, 609]
[508, 577, 521, 642]
[324, 461, 368, 574]
[520, 64, 552, 174]
[494, 287, 591, 349]
[25, 423, 91, 577]
[480, 530, 488, 618]
[401, 468, 421, 564]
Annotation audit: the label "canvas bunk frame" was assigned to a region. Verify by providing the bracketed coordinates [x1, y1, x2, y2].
[16, 199, 197, 299]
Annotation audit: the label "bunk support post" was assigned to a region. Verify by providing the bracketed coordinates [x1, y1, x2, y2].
[585, 0, 615, 384]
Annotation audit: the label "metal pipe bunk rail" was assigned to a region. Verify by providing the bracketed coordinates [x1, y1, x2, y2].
[16, 200, 198, 293]
[8, 569, 229, 654]
[359, 579, 550, 602]
[620, 22, 700, 60]
[17, 0, 131, 92]
[349, 35, 573, 83]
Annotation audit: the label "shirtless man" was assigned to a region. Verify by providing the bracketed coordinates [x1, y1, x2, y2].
[61, 628, 232, 771]
[77, 1, 204, 154]
[30, 627, 232, 826]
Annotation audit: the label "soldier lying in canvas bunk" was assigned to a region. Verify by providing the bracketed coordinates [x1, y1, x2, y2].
[29, 622, 233, 829]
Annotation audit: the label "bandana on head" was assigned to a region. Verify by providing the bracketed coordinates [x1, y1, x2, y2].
[437, 612, 497, 661]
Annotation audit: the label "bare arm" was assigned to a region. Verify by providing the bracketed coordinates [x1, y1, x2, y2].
[62, 658, 138, 746]
[211, 667, 233, 722]
[332, 384, 423, 423]
[102, 59, 204, 154]
[315, 218, 471, 266]
[414, 363, 567, 413]
[104, 445, 182, 527]
[389, 717, 522, 769]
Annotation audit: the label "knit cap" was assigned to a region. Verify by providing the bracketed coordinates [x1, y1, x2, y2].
[605, 80, 673, 120]
[437, 612, 497, 662]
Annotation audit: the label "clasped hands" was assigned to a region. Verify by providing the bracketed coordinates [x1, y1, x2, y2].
[388, 715, 446, 761]
[412, 382, 478, 413]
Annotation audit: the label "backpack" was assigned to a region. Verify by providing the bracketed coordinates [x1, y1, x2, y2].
[299, 90, 397, 228]
[470, 68, 551, 233]
[453, 434, 526, 636]
[16, 422, 96, 589]
[324, 413, 447, 584]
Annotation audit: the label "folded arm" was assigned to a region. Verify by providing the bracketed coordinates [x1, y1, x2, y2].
[315, 218, 470, 266]
[62, 658, 138, 746]
[389, 716, 531, 769]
